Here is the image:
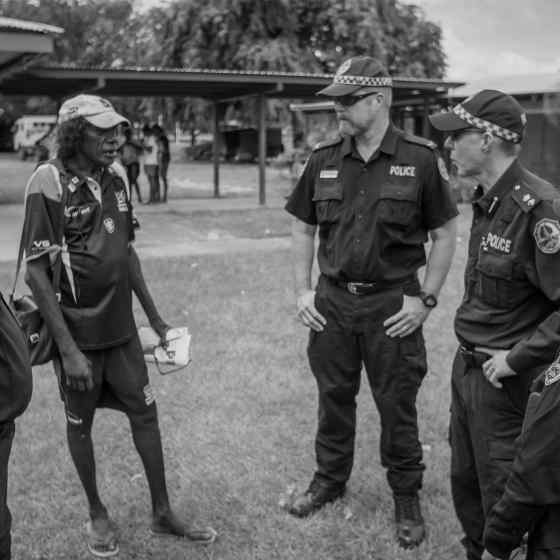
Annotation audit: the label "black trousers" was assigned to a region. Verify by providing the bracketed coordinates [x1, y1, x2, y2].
[0, 421, 15, 560]
[307, 276, 427, 493]
[450, 349, 528, 560]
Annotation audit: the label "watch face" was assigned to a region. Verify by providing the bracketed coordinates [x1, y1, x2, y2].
[423, 294, 437, 308]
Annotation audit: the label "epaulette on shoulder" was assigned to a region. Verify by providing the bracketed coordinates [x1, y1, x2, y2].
[402, 132, 437, 150]
[312, 136, 343, 152]
[511, 182, 541, 213]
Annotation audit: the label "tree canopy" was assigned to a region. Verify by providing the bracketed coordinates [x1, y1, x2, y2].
[1, 0, 446, 127]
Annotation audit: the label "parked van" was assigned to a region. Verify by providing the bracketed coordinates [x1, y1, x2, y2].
[12, 115, 57, 160]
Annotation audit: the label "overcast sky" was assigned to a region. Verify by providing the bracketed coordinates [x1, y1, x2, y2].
[414, 0, 560, 80]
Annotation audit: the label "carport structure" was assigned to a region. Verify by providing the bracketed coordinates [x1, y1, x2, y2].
[2, 63, 462, 204]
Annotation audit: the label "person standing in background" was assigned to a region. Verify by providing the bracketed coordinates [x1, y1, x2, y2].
[152, 124, 170, 203]
[120, 127, 144, 203]
[142, 124, 160, 204]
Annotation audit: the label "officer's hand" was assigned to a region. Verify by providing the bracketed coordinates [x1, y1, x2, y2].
[62, 350, 94, 392]
[383, 295, 430, 338]
[482, 350, 517, 389]
[296, 290, 326, 332]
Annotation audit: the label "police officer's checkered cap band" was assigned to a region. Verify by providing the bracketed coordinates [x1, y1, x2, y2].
[333, 75, 393, 88]
[452, 105, 522, 143]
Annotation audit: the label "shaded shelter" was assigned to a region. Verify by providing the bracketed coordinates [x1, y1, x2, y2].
[2, 63, 463, 204]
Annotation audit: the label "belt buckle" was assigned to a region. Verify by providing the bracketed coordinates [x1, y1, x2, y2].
[347, 282, 360, 295]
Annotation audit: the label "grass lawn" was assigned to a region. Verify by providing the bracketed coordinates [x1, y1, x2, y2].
[0, 209, 472, 560]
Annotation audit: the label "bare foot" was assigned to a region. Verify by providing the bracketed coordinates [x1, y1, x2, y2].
[151, 510, 217, 544]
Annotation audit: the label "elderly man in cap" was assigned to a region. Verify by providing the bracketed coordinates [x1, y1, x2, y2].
[285, 56, 458, 547]
[430, 90, 560, 560]
[21, 94, 216, 557]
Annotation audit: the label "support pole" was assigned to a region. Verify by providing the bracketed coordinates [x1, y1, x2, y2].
[212, 101, 220, 198]
[422, 96, 430, 138]
[258, 94, 266, 206]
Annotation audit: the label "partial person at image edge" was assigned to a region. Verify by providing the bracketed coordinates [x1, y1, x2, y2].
[284, 56, 459, 549]
[0, 292, 32, 560]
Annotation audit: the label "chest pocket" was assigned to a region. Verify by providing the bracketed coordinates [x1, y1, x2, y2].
[377, 184, 418, 226]
[313, 179, 343, 224]
[475, 251, 520, 309]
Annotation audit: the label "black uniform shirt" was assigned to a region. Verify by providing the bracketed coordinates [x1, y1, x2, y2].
[285, 124, 458, 284]
[22, 160, 136, 350]
[454, 160, 560, 372]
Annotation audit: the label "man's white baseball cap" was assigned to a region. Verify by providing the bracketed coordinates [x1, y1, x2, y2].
[58, 94, 129, 129]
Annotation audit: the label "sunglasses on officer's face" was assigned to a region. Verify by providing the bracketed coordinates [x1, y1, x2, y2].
[331, 91, 380, 107]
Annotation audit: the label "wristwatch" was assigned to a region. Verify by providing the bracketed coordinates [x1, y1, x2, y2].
[419, 291, 438, 309]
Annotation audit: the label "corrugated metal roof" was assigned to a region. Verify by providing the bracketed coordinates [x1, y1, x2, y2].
[450, 73, 560, 98]
[0, 16, 63, 35]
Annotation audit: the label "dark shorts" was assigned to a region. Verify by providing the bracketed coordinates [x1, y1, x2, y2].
[54, 334, 154, 423]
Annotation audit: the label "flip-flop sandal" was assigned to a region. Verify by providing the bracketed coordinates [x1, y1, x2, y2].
[86, 520, 120, 558]
[150, 524, 218, 545]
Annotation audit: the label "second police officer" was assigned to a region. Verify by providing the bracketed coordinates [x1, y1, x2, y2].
[430, 90, 560, 560]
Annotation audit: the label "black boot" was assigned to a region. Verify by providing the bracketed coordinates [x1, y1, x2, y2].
[394, 492, 425, 548]
[288, 478, 345, 518]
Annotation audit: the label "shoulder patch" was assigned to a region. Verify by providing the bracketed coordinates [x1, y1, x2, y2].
[312, 136, 343, 152]
[511, 183, 541, 213]
[544, 360, 560, 386]
[401, 132, 437, 150]
[533, 218, 560, 254]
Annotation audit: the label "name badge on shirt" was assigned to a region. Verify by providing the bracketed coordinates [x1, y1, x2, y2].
[319, 169, 338, 180]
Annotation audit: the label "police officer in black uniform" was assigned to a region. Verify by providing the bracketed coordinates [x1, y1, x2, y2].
[430, 90, 560, 560]
[285, 56, 459, 548]
[484, 355, 560, 560]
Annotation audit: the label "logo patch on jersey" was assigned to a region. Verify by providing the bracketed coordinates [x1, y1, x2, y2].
[319, 169, 338, 179]
[389, 165, 416, 177]
[115, 190, 128, 212]
[544, 362, 560, 386]
[143, 384, 155, 406]
[103, 217, 115, 234]
[32, 239, 51, 250]
[65, 205, 92, 219]
[533, 218, 560, 254]
[437, 157, 450, 182]
[482, 232, 512, 254]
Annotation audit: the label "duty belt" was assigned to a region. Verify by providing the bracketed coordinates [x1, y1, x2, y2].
[459, 345, 492, 369]
[330, 276, 415, 296]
